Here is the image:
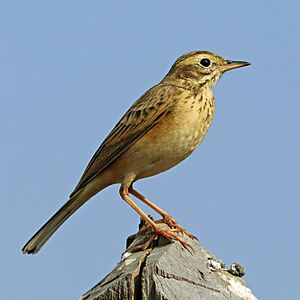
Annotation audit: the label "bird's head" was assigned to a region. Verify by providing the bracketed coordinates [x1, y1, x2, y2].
[163, 51, 250, 88]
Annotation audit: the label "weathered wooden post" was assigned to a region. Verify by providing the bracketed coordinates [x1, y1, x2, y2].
[79, 221, 257, 300]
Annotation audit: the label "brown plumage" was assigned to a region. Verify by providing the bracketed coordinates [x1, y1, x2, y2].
[22, 51, 250, 254]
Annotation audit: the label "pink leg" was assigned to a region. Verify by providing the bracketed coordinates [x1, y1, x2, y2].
[119, 186, 193, 251]
[128, 186, 194, 238]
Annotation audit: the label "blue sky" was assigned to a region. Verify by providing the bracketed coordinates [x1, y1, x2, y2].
[1, 1, 299, 299]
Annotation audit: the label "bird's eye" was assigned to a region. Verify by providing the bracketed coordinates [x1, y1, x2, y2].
[199, 58, 211, 67]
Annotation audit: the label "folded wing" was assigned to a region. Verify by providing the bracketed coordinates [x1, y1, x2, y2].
[70, 84, 177, 197]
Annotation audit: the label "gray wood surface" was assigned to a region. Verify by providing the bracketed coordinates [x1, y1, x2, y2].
[79, 222, 257, 300]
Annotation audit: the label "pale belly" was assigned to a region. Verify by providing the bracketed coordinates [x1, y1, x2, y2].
[114, 99, 215, 181]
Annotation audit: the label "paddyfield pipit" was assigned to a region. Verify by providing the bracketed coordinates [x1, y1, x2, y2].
[22, 51, 250, 254]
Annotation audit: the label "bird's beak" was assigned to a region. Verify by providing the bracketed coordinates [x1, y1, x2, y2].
[220, 60, 251, 72]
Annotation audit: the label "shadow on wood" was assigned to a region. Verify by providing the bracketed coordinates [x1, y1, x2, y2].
[79, 221, 257, 300]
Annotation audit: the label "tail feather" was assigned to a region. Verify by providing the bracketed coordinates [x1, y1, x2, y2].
[22, 192, 88, 254]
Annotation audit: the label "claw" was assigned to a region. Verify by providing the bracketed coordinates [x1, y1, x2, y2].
[155, 215, 195, 239]
[153, 226, 194, 254]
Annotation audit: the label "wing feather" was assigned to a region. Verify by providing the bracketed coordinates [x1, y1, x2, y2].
[70, 83, 177, 197]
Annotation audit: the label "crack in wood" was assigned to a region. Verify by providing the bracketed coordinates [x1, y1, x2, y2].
[135, 249, 153, 300]
[155, 267, 221, 293]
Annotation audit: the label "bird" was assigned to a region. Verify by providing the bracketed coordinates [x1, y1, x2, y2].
[22, 51, 250, 254]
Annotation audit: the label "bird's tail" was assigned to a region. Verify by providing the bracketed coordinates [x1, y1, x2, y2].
[22, 191, 89, 254]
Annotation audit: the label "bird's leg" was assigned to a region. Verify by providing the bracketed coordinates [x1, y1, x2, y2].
[128, 185, 194, 239]
[119, 186, 192, 250]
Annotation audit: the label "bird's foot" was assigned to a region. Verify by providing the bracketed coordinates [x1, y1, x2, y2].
[128, 234, 158, 253]
[155, 215, 195, 239]
[127, 218, 194, 254]
[153, 226, 194, 254]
